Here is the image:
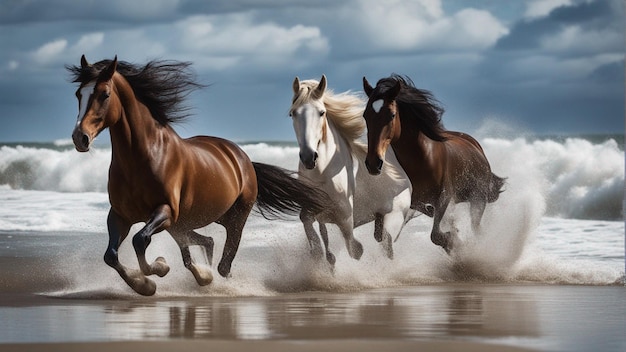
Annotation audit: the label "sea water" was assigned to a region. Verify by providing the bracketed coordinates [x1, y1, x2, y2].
[0, 136, 624, 296]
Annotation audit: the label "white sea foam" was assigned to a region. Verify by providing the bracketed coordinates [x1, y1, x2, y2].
[1, 137, 622, 219]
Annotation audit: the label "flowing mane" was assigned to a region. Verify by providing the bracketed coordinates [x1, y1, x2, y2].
[66, 59, 203, 126]
[373, 74, 447, 141]
[291, 79, 366, 144]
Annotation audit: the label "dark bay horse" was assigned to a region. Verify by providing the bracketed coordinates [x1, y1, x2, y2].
[67, 55, 330, 295]
[362, 74, 505, 253]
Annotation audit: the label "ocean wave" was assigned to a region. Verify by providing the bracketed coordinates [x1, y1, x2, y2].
[482, 137, 624, 220]
[0, 138, 623, 220]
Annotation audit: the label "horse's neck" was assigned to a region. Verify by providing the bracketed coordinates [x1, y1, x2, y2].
[109, 82, 177, 169]
[318, 120, 353, 170]
[393, 119, 434, 168]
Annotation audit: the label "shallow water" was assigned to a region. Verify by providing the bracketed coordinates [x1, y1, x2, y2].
[1, 283, 625, 352]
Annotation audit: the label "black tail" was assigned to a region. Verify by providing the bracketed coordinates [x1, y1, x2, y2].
[252, 162, 331, 220]
[488, 173, 506, 203]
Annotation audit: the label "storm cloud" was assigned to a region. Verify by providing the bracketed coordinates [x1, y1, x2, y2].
[0, 0, 623, 142]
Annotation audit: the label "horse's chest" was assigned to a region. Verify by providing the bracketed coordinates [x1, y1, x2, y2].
[108, 170, 167, 221]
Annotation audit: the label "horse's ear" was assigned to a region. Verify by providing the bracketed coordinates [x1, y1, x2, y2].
[292, 77, 300, 94]
[99, 55, 118, 82]
[80, 55, 90, 68]
[313, 74, 326, 99]
[363, 77, 374, 97]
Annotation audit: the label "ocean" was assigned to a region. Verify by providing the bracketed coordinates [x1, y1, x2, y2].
[0, 135, 623, 293]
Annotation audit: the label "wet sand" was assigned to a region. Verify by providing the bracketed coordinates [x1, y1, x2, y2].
[0, 232, 624, 352]
[2, 279, 625, 351]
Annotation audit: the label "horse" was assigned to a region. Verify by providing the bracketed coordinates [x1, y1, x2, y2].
[290, 75, 416, 265]
[362, 74, 505, 253]
[67, 55, 331, 296]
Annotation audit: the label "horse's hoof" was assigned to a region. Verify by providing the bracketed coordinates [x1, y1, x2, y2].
[350, 241, 364, 260]
[131, 277, 157, 296]
[151, 257, 170, 277]
[191, 264, 213, 286]
[217, 263, 232, 278]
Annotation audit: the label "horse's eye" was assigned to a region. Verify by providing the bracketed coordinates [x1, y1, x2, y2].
[99, 92, 110, 101]
[319, 110, 325, 117]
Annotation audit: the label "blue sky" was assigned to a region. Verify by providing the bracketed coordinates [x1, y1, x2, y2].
[0, 0, 623, 142]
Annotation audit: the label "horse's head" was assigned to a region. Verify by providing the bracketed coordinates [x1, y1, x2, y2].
[70, 55, 118, 152]
[290, 75, 328, 169]
[362, 76, 401, 175]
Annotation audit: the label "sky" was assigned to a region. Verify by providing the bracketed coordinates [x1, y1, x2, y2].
[0, 0, 623, 143]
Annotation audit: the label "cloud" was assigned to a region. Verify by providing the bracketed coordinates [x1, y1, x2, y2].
[174, 14, 329, 70]
[0, 0, 182, 23]
[32, 38, 67, 64]
[524, 0, 572, 19]
[496, 0, 622, 56]
[343, 0, 507, 52]
[71, 33, 105, 53]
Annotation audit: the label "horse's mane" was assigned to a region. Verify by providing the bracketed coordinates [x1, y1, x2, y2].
[373, 74, 446, 141]
[291, 79, 366, 144]
[66, 59, 204, 126]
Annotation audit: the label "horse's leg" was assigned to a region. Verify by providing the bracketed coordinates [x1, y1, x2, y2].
[105, 209, 157, 296]
[300, 209, 324, 260]
[131, 204, 172, 278]
[173, 230, 214, 286]
[318, 222, 336, 265]
[431, 197, 453, 253]
[375, 213, 394, 259]
[337, 218, 363, 260]
[216, 198, 253, 278]
[470, 198, 487, 234]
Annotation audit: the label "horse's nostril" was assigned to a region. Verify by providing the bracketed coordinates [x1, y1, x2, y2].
[313, 152, 318, 162]
[81, 134, 89, 147]
[377, 159, 383, 170]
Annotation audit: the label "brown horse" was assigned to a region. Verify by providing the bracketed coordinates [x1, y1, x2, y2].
[362, 74, 505, 253]
[67, 55, 330, 295]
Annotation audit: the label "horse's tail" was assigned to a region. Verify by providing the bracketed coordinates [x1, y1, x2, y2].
[488, 173, 506, 203]
[252, 162, 331, 219]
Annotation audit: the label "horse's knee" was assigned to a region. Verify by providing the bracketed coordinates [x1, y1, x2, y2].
[132, 232, 150, 254]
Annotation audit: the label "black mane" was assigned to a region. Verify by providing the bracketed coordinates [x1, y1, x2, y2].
[66, 59, 204, 125]
[373, 74, 446, 141]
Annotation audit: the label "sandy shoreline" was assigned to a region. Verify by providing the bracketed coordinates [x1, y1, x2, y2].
[0, 339, 536, 352]
[2, 284, 625, 351]
[1, 230, 624, 352]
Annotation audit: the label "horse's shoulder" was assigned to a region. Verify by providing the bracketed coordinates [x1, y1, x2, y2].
[183, 135, 251, 168]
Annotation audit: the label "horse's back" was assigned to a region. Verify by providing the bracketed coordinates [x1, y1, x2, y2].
[441, 131, 498, 201]
[175, 135, 257, 224]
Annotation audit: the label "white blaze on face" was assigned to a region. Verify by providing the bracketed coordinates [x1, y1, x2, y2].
[372, 99, 384, 113]
[76, 81, 96, 125]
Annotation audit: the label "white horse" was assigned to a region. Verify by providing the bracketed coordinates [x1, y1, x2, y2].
[290, 75, 416, 265]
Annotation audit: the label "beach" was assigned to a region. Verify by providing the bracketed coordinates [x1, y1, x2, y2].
[0, 226, 624, 352]
[0, 138, 624, 351]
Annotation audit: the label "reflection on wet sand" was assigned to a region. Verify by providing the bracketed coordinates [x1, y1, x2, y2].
[86, 286, 540, 341]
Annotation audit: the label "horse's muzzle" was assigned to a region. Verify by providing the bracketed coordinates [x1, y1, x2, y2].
[365, 157, 383, 175]
[300, 150, 318, 170]
[72, 128, 91, 152]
